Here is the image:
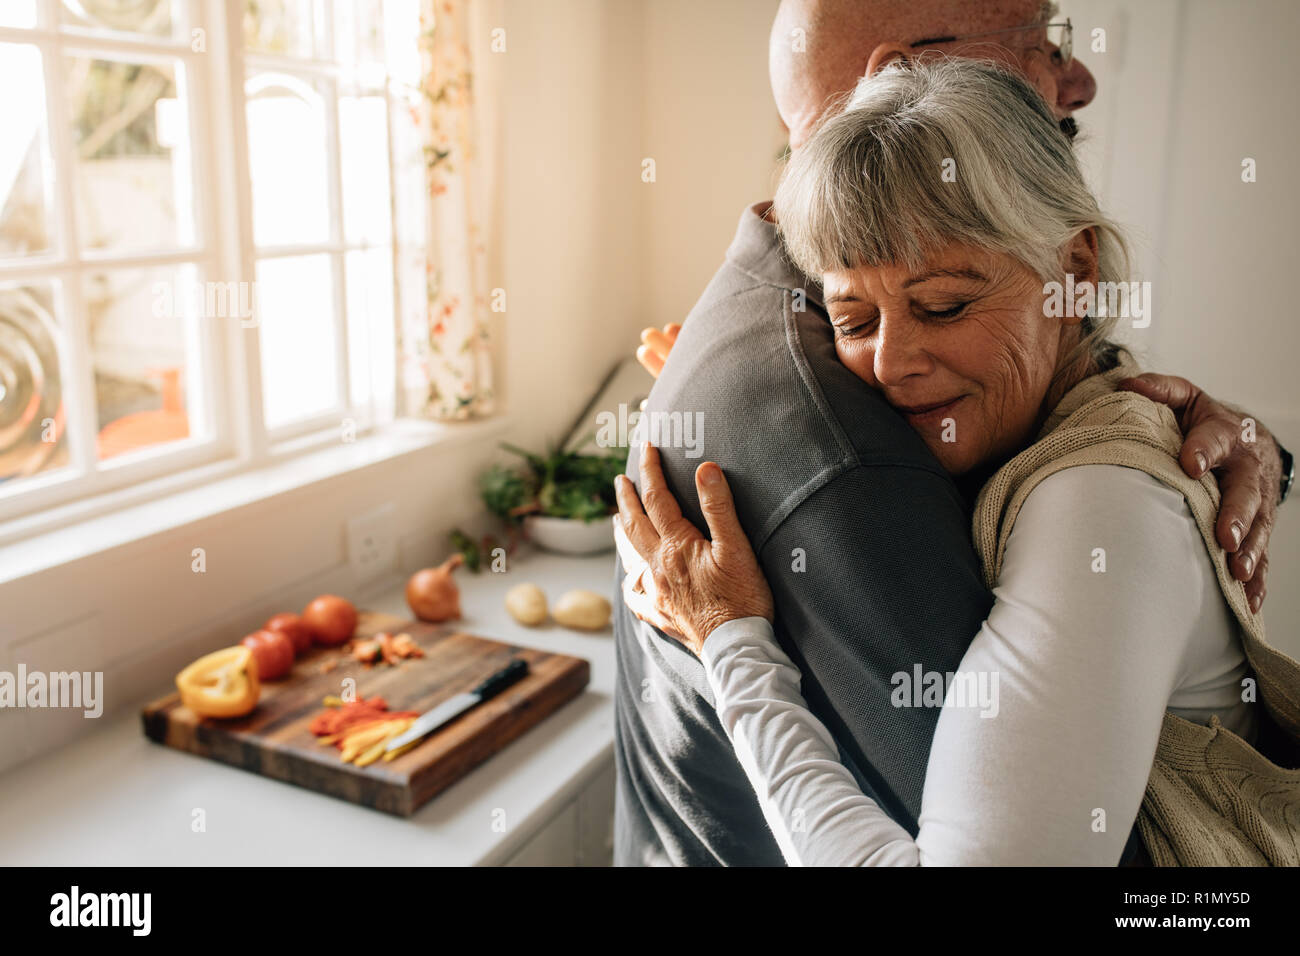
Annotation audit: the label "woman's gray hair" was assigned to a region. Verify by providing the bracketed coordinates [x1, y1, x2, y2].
[773, 56, 1128, 372]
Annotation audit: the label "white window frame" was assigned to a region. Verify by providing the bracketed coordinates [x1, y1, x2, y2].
[0, 0, 409, 539]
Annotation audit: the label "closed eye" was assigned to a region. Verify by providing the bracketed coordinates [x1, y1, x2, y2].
[833, 323, 870, 340]
[920, 302, 969, 320]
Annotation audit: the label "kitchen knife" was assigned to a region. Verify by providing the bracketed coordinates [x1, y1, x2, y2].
[384, 658, 529, 752]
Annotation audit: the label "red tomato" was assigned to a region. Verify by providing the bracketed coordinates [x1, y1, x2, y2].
[303, 595, 358, 646]
[241, 628, 295, 681]
[264, 612, 312, 654]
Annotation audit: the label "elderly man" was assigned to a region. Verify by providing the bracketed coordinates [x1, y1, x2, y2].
[613, 0, 1289, 866]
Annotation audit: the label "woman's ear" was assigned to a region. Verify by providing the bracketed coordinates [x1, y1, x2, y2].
[1053, 228, 1101, 327]
[1063, 227, 1100, 304]
[865, 43, 911, 77]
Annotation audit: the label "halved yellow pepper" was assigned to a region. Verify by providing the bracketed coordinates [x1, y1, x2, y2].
[176, 646, 260, 718]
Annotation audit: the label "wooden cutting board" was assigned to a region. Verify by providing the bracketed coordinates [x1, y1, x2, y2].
[141, 611, 591, 816]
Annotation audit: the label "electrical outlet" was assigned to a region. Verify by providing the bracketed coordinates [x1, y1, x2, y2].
[346, 503, 397, 583]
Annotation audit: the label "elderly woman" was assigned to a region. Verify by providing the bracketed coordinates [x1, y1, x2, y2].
[614, 58, 1300, 866]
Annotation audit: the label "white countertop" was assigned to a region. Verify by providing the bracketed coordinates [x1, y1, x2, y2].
[0, 550, 618, 866]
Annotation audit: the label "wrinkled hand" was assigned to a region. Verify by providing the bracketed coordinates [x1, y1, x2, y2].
[1117, 373, 1281, 613]
[635, 323, 681, 379]
[613, 443, 773, 657]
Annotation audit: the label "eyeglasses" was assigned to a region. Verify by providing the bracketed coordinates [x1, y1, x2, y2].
[911, 18, 1073, 68]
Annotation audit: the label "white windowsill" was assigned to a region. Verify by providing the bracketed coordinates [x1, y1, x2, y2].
[0, 415, 513, 588]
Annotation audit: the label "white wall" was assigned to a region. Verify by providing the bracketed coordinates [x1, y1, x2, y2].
[497, 0, 782, 451]
[498, 0, 647, 451]
[642, 0, 784, 325]
[1064, 0, 1299, 651]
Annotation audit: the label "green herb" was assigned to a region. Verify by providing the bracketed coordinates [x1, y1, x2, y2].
[479, 460, 536, 521]
[449, 527, 520, 573]
[449, 528, 482, 572]
[479, 443, 627, 525]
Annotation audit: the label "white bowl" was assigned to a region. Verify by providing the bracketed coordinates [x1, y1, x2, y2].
[524, 515, 615, 555]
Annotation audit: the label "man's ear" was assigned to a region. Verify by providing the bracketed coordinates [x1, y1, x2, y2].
[865, 43, 911, 77]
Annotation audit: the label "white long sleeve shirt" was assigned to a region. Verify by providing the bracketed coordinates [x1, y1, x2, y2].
[701, 464, 1255, 866]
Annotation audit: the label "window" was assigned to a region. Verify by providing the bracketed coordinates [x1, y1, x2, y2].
[0, 0, 418, 527]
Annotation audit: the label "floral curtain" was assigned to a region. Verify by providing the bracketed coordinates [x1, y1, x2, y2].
[403, 0, 497, 420]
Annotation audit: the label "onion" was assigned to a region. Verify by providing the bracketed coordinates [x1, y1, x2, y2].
[406, 554, 464, 622]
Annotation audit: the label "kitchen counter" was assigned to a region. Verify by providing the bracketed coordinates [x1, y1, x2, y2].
[0, 550, 619, 866]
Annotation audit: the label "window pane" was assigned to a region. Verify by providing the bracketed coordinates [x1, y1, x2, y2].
[334, 0, 386, 64]
[0, 44, 53, 258]
[0, 1, 38, 29]
[85, 265, 203, 461]
[0, 281, 69, 488]
[339, 94, 391, 244]
[345, 247, 393, 410]
[60, 0, 176, 37]
[385, 0, 420, 88]
[256, 254, 339, 428]
[67, 56, 195, 254]
[244, 0, 317, 58]
[246, 73, 330, 246]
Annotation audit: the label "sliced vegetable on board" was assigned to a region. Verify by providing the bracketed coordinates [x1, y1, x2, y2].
[310, 696, 421, 766]
[176, 647, 260, 719]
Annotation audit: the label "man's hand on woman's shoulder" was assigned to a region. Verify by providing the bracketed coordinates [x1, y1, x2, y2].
[1117, 372, 1283, 613]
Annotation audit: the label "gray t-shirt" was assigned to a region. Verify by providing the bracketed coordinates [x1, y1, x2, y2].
[613, 202, 993, 865]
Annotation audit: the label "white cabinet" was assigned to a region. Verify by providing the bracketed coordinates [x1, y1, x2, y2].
[504, 757, 615, 867]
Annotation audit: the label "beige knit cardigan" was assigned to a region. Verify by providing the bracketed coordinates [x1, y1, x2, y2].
[972, 353, 1300, 866]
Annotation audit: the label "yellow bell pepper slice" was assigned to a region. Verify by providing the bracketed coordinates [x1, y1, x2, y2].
[176, 646, 260, 719]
